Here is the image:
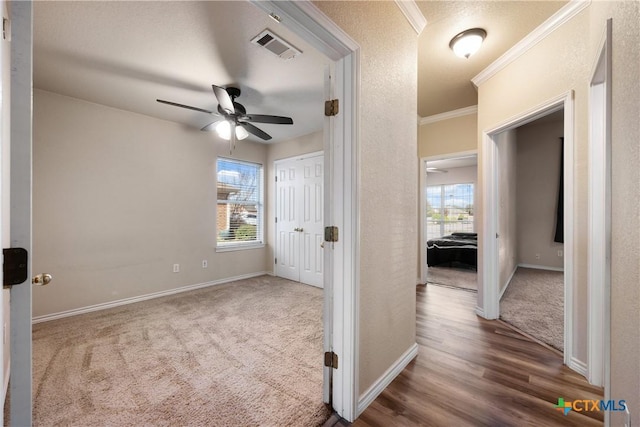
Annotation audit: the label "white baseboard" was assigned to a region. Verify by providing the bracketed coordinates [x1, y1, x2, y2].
[569, 356, 588, 378]
[475, 306, 487, 319]
[357, 343, 418, 417]
[499, 265, 519, 300]
[3, 356, 9, 400]
[518, 263, 564, 272]
[32, 271, 270, 324]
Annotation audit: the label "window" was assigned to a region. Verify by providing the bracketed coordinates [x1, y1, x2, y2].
[216, 158, 263, 249]
[426, 183, 474, 240]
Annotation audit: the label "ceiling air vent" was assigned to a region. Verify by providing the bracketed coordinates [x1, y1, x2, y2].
[251, 30, 302, 61]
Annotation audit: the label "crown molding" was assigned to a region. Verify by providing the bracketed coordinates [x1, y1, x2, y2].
[394, 0, 427, 35]
[472, 0, 591, 87]
[419, 105, 478, 125]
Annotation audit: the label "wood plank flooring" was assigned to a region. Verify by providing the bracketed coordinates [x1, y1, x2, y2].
[353, 284, 604, 427]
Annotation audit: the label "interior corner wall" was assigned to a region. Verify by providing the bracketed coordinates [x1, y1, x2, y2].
[32, 89, 269, 318]
[496, 130, 518, 293]
[418, 113, 477, 158]
[589, 2, 640, 425]
[515, 118, 564, 269]
[313, 1, 418, 395]
[265, 131, 324, 273]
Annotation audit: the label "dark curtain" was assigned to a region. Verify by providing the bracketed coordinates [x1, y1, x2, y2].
[554, 137, 564, 243]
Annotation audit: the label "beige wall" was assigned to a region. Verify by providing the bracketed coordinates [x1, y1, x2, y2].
[313, 1, 418, 395]
[418, 113, 477, 158]
[478, 3, 640, 422]
[265, 131, 324, 271]
[496, 130, 518, 292]
[516, 117, 564, 269]
[589, 2, 640, 424]
[32, 89, 270, 317]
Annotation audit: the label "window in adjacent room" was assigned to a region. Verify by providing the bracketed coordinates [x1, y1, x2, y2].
[426, 183, 474, 240]
[216, 158, 263, 250]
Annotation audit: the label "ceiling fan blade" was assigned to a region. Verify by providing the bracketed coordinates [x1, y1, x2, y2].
[156, 99, 218, 115]
[239, 122, 272, 141]
[200, 120, 223, 132]
[243, 114, 293, 125]
[212, 85, 235, 114]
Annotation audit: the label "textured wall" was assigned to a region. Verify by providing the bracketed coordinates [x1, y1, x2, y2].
[477, 6, 590, 364]
[516, 118, 564, 269]
[33, 90, 269, 317]
[496, 130, 518, 292]
[589, 2, 640, 425]
[313, 1, 418, 395]
[418, 113, 477, 158]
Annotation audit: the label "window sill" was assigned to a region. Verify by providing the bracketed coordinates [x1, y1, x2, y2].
[216, 243, 265, 253]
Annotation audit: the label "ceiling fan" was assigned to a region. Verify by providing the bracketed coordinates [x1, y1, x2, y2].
[157, 84, 293, 151]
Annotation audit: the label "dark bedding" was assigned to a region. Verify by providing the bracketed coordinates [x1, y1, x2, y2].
[427, 232, 477, 268]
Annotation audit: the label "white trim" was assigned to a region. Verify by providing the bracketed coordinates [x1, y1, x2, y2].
[3, 356, 9, 399]
[475, 306, 485, 318]
[569, 357, 588, 378]
[273, 150, 323, 165]
[32, 272, 271, 324]
[251, 1, 361, 421]
[472, 0, 591, 87]
[517, 263, 564, 272]
[499, 265, 518, 300]
[480, 91, 575, 371]
[393, 1, 427, 35]
[419, 105, 477, 126]
[587, 19, 612, 391]
[357, 343, 418, 416]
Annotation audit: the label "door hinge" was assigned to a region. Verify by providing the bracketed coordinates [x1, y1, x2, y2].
[324, 351, 338, 369]
[275, 176, 278, 182]
[274, 257, 277, 265]
[3, 248, 28, 287]
[324, 99, 339, 117]
[275, 217, 278, 223]
[324, 226, 339, 243]
[2, 17, 10, 41]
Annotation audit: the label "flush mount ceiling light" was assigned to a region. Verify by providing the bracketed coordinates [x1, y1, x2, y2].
[449, 28, 487, 59]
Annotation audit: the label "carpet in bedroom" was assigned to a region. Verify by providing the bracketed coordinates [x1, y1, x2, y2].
[500, 267, 564, 351]
[426, 265, 477, 291]
[31, 275, 330, 426]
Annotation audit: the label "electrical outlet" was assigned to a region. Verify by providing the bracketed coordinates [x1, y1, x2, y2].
[202, 260, 208, 268]
[558, 250, 563, 257]
[173, 264, 180, 273]
[535, 253, 540, 260]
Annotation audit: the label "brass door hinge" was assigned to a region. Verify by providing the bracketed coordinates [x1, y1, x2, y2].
[324, 99, 339, 117]
[324, 226, 339, 243]
[2, 18, 10, 41]
[324, 351, 338, 369]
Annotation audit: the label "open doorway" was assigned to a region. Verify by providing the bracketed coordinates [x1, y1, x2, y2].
[420, 152, 478, 292]
[497, 110, 565, 353]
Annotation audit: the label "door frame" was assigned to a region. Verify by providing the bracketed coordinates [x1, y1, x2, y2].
[419, 150, 477, 285]
[480, 91, 575, 369]
[274, 150, 324, 286]
[587, 18, 612, 394]
[251, 1, 360, 420]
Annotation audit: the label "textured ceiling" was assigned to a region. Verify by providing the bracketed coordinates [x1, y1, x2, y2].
[34, 1, 329, 144]
[416, 0, 567, 118]
[34, 1, 569, 138]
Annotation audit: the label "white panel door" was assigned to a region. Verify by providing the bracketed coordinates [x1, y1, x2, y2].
[275, 154, 323, 287]
[275, 163, 300, 281]
[299, 156, 324, 287]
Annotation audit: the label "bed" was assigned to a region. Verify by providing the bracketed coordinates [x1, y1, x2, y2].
[427, 232, 477, 269]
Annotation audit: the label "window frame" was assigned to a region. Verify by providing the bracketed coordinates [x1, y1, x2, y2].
[426, 182, 475, 240]
[215, 157, 264, 252]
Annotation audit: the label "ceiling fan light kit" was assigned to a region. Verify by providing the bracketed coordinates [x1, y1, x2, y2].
[449, 28, 487, 59]
[157, 84, 293, 153]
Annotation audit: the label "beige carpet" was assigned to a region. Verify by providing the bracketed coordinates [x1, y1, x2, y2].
[32, 275, 330, 426]
[500, 267, 564, 351]
[426, 266, 477, 291]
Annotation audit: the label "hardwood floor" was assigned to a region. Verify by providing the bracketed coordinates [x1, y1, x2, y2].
[353, 284, 604, 427]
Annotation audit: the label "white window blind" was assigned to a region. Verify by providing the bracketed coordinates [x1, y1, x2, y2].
[216, 158, 263, 248]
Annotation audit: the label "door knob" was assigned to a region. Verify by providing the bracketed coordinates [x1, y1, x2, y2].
[32, 273, 53, 286]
